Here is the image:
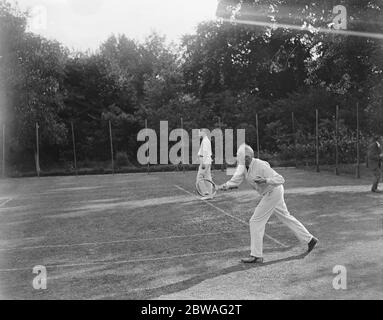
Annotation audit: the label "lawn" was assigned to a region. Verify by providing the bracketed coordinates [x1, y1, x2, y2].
[0, 168, 382, 299]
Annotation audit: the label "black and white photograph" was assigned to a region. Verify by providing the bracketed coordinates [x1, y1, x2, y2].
[0, 0, 382, 304]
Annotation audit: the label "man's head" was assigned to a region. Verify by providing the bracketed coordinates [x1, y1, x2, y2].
[244, 145, 255, 167]
[199, 128, 210, 139]
[236, 143, 254, 167]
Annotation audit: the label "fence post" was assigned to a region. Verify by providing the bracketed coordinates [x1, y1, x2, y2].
[181, 117, 185, 173]
[35, 122, 40, 177]
[145, 119, 149, 174]
[71, 121, 78, 176]
[335, 105, 339, 175]
[256, 113, 260, 158]
[356, 102, 360, 179]
[218, 116, 225, 171]
[316, 109, 320, 173]
[1, 124, 5, 178]
[108, 120, 114, 174]
[292, 112, 297, 168]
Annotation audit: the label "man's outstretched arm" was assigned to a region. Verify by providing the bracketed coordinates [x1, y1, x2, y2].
[219, 164, 246, 190]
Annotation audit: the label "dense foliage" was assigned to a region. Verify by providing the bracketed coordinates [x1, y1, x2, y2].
[0, 0, 382, 172]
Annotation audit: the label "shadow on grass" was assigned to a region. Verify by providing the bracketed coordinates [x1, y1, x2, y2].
[126, 250, 308, 300]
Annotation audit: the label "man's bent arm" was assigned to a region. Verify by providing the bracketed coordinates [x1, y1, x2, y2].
[261, 163, 285, 185]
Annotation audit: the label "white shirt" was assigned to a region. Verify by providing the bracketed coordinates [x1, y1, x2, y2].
[198, 136, 212, 165]
[225, 158, 285, 196]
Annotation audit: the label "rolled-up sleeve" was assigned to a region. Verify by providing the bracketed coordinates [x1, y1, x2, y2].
[225, 164, 246, 188]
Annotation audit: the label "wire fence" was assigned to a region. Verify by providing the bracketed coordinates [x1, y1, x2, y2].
[0, 104, 374, 178]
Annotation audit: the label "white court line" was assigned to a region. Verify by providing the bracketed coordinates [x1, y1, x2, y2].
[0, 198, 12, 207]
[174, 185, 288, 248]
[0, 231, 245, 252]
[0, 246, 249, 273]
[41, 186, 104, 194]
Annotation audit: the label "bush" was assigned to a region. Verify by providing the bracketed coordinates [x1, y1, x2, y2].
[115, 151, 131, 168]
[275, 120, 371, 165]
[259, 151, 277, 162]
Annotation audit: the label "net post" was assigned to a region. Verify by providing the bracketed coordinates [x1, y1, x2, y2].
[181, 117, 185, 173]
[256, 113, 260, 158]
[145, 119, 149, 174]
[316, 109, 320, 173]
[218, 116, 225, 171]
[356, 102, 360, 179]
[109, 120, 115, 175]
[71, 121, 78, 176]
[335, 105, 339, 176]
[292, 112, 297, 168]
[35, 122, 40, 177]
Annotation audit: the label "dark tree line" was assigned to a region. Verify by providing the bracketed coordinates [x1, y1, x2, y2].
[0, 0, 382, 173]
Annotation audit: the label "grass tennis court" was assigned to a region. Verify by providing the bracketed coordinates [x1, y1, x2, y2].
[0, 168, 382, 300]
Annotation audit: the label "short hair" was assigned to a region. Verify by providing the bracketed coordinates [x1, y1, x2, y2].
[236, 143, 254, 164]
[244, 145, 255, 158]
[199, 128, 210, 138]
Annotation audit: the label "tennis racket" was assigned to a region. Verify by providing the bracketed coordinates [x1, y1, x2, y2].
[195, 178, 217, 197]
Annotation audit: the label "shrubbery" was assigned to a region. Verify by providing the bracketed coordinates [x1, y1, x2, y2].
[115, 151, 132, 168]
[276, 120, 370, 164]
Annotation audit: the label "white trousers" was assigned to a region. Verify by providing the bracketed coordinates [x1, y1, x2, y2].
[196, 164, 212, 195]
[249, 185, 313, 257]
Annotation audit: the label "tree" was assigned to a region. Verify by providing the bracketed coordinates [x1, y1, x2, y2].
[1, 0, 68, 169]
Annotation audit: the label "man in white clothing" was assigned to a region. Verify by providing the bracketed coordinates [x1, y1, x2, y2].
[219, 144, 318, 263]
[196, 128, 213, 200]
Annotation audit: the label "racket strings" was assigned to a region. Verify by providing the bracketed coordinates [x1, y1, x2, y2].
[196, 179, 217, 197]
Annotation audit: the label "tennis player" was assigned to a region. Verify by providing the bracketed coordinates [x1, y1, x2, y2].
[219, 144, 318, 263]
[196, 128, 213, 200]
